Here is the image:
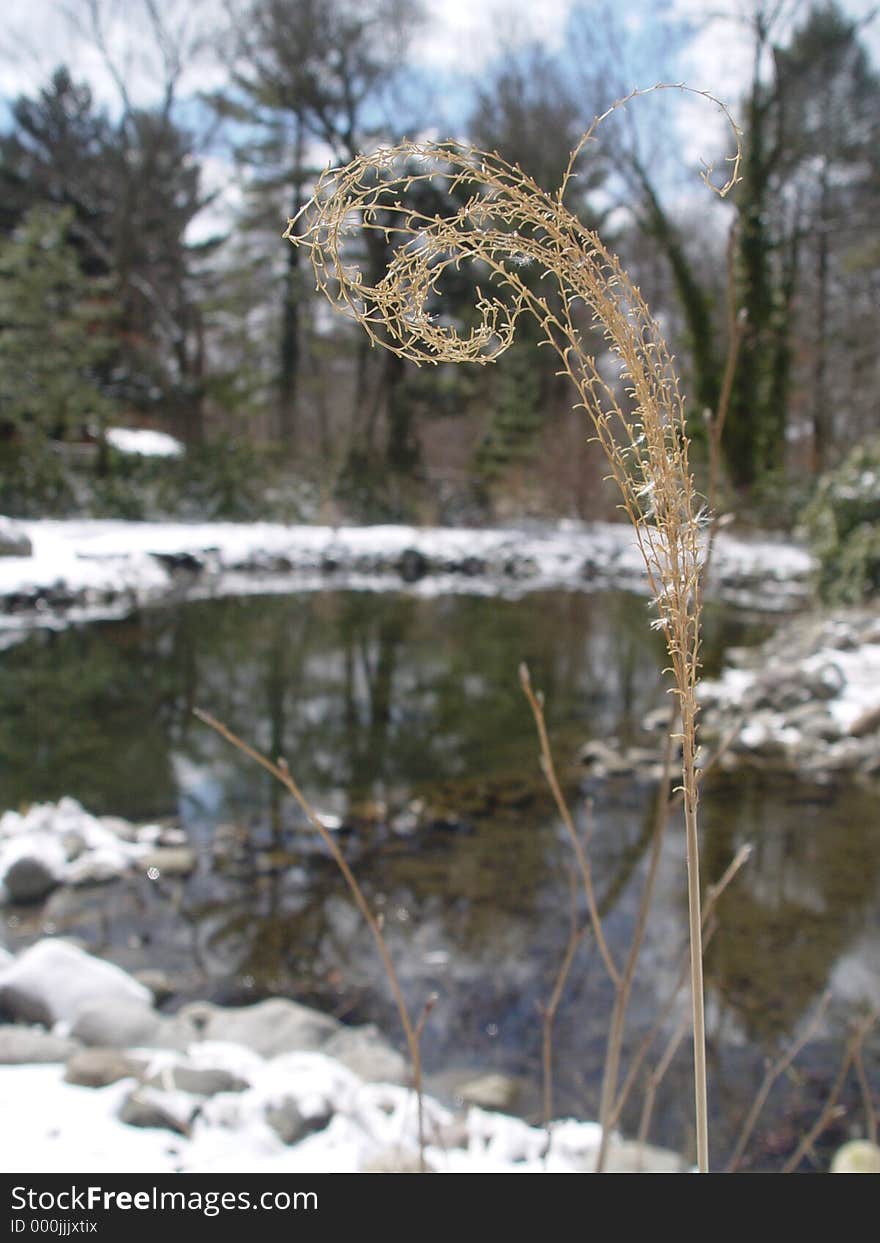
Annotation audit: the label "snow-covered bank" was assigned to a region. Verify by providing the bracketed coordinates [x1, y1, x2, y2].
[0, 938, 687, 1173]
[0, 517, 814, 643]
[698, 608, 880, 782]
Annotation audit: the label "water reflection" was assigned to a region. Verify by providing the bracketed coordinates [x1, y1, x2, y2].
[0, 589, 877, 1168]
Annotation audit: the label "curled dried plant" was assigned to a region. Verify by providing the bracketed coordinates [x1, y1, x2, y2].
[285, 85, 741, 1172]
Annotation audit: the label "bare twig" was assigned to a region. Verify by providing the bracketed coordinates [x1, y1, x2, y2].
[194, 707, 431, 1170]
[520, 664, 619, 987]
[854, 1042, 878, 1146]
[609, 844, 752, 1137]
[781, 1011, 878, 1174]
[726, 991, 832, 1172]
[594, 704, 678, 1171]
[539, 865, 589, 1135]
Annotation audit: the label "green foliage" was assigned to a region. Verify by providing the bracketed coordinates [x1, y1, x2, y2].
[0, 435, 77, 517]
[0, 205, 115, 444]
[473, 338, 543, 486]
[92, 438, 311, 523]
[800, 437, 880, 602]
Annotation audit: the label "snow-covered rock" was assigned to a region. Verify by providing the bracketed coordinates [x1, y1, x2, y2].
[0, 517, 32, 558]
[698, 608, 880, 779]
[0, 939, 152, 1027]
[0, 798, 164, 904]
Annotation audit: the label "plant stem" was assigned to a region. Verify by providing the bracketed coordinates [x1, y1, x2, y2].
[681, 718, 709, 1172]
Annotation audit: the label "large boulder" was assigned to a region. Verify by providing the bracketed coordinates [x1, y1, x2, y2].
[0, 939, 152, 1027]
[323, 1024, 407, 1085]
[157, 998, 340, 1058]
[69, 997, 162, 1048]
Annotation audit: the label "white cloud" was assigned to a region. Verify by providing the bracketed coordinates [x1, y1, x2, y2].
[414, 0, 577, 73]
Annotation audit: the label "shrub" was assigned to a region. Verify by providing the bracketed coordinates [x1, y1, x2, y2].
[800, 437, 880, 603]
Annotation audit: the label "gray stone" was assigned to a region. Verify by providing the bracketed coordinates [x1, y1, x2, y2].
[145, 1064, 249, 1096]
[65, 1048, 145, 1087]
[0, 1025, 79, 1063]
[118, 1086, 197, 1136]
[456, 1072, 522, 1112]
[602, 1138, 690, 1174]
[132, 969, 176, 1005]
[157, 998, 340, 1057]
[139, 848, 197, 878]
[323, 1025, 407, 1084]
[265, 1097, 332, 1146]
[3, 857, 59, 904]
[70, 998, 162, 1049]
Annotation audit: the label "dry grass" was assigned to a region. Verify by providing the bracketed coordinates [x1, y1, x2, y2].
[284, 85, 741, 1171]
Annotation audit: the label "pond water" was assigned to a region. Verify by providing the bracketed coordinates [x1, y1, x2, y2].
[1, 588, 877, 1171]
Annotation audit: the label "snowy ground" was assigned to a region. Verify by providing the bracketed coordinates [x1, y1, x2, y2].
[0, 517, 814, 646]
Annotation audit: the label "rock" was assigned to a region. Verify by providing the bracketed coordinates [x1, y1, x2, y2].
[265, 1097, 333, 1146]
[118, 1086, 198, 1135]
[802, 662, 846, 701]
[2, 857, 58, 904]
[0, 518, 32, 558]
[602, 1138, 690, 1174]
[133, 969, 176, 1005]
[323, 1025, 407, 1084]
[145, 1064, 249, 1096]
[0, 1025, 79, 1063]
[849, 703, 880, 738]
[456, 1072, 522, 1112]
[0, 939, 152, 1027]
[139, 848, 197, 878]
[830, 1140, 880, 1173]
[578, 740, 635, 777]
[158, 998, 340, 1058]
[70, 998, 162, 1049]
[361, 1146, 433, 1173]
[98, 816, 139, 843]
[398, 548, 428, 583]
[65, 1048, 145, 1087]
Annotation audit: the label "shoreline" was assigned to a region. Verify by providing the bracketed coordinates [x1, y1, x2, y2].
[0, 517, 814, 645]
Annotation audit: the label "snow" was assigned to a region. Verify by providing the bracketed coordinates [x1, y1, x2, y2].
[0, 517, 815, 644]
[0, 931, 690, 1174]
[803, 643, 880, 732]
[0, 1050, 646, 1174]
[105, 427, 184, 458]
